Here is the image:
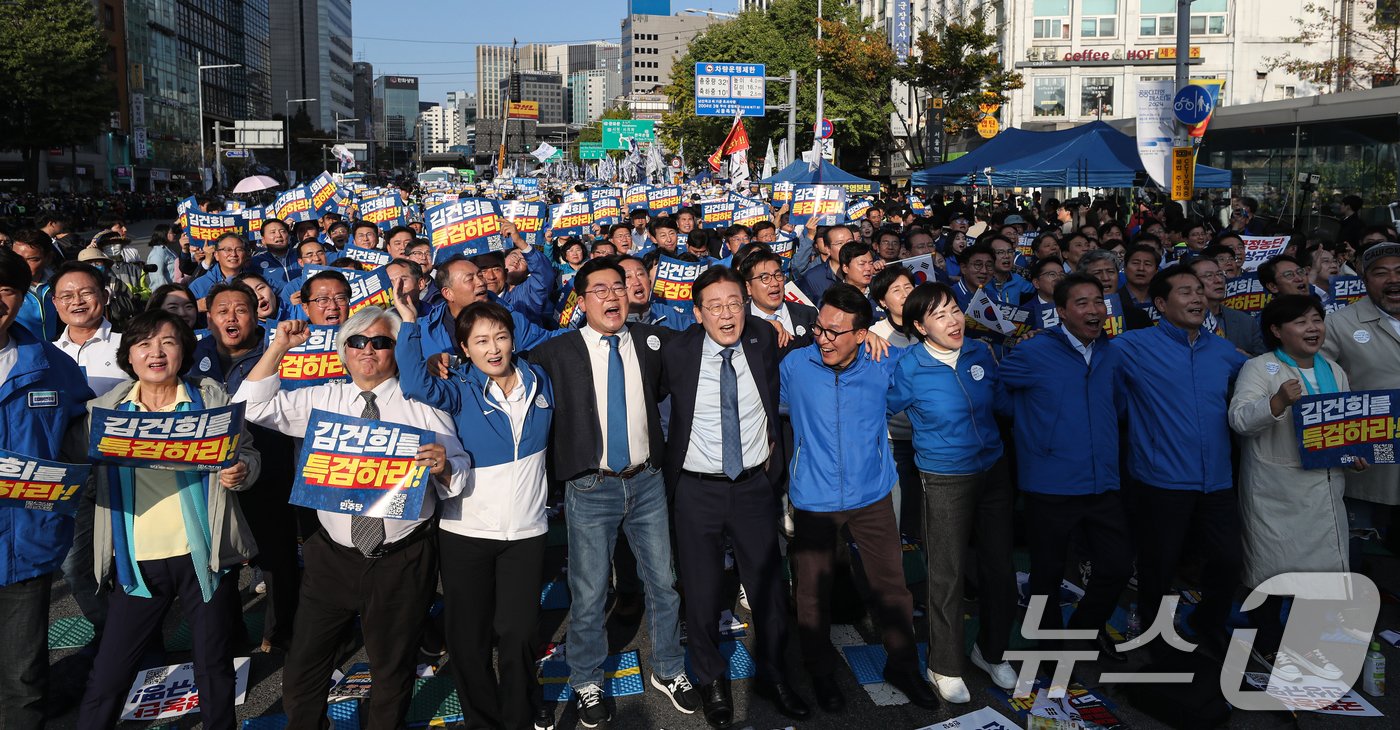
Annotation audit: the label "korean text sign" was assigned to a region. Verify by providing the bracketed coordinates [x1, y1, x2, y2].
[425, 198, 507, 261]
[266, 323, 349, 390]
[653, 255, 711, 304]
[0, 449, 90, 515]
[90, 404, 244, 472]
[1294, 390, 1400, 469]
[291, 410, 434, 519]
[790, 185, 847, 227]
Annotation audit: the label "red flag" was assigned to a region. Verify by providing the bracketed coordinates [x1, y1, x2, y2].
[708, 115, 751, 173]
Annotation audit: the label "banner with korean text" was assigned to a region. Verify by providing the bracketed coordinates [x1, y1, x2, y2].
[89, 405, 244, 472]
[424, 198, 507, 261]
[274, 186, 315, 223]
[1295, 390, 1400, 470]
[358, 191, 409, 231]
[266, 323, 349, 390]
[590, 196, 622, 228]
[340, 245, 392, 269]
[790, 185, 847, 227]
[185, 212, 243, 248]
[1225, 274, 1271, 314]
[653, 255, 711, 304]
[120, 658, 250, 721]
[623, 185, 649, 212]
[302, 265, 394, 316]
[1240, 235, 1290, 272]
[647, 186, 682, 217]
[549, 200, 593, 238]
[0, 449, 90, 515]
[291, 410, 434, 519]
[500, 200, 547, 248]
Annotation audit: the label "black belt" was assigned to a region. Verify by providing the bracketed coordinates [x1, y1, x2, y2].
[597, 462, 649, 479]
[681, 465, 764, 483]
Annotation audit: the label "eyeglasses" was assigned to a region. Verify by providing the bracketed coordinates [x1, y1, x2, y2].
[747, 271, 786, 285]
[1277, 268, 1306, 281]
[700, 300, 744, 316]
[216, 247, 246, 255]
[991, 249, 1015, 257]
[811, 323, 857, 342]
[1196, 270, 1226, 281]
[308, 294, 351, 308]
[345, 335, 395, 351]
[55, 290, 100, 305]
[585, 284, 627, 300]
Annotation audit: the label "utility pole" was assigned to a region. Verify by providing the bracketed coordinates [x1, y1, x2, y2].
[497, 38, 517, 177]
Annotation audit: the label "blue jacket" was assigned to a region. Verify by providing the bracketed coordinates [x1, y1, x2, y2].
[887, 340, 1003, 475]
[951, 279, 977, 311]
[0, 325, 94, 586]
[250, 247, 301, 285]
[798, 262, 841, 302]
[18, 283, 58, 342]
[418, 296, 561, 359]
[780, 344, 901, 512]
[1000, 328, 1122, 495]
[498, 247, 556, 327]
[987, 274, 1034, 306]
[187, 329, 267, 393]
[1113, 321, 1248, 491]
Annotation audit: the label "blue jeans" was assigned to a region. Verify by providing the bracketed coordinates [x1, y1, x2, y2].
[565, 465, 685, 689]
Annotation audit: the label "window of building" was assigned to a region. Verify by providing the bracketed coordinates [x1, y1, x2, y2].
[1033, 0, 1070, 39]
[1140, 0, 1225, 36]
[1080, 76, 1116, 116]
[1033, 77, 1067, 117]
[1081, 0, 1117, 38]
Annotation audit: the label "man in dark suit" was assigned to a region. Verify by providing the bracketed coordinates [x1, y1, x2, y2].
[661, 266, 811, 727]
[739, 248, 816, 357]
[529, 259, 700, 727]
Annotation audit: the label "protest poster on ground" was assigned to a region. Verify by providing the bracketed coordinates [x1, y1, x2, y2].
[1294, 389, 1400, 469]
[328, 662, 372, 702]
[653, 255, 711, 304]
[1240, 235, 1290, 272]
[647, 185, 682, 216]
[265, 323, 349, 391]
[120, 657, 250, 721]
[359, 191, 409, 231]
[914, 707, 1018, 730]
[0, 449, 90, 515]
[549, 200, 593, 238]
[499, 200, 547, 248]
[1224, 273, 1271, 314]
[424, 198, 507, 261]
[185, 211, 242, 248]
[340, 245, 392, 269]
[790, 185, 847, 227]
[1242, 671, 1383, 716]
[89, 405, 244, 472]
[291, 410, 434, 519]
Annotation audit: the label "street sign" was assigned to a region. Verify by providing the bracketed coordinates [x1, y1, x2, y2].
[815, 118, 834, 139]
[978, 95, 1001, 115]
[1173, 85, 1214, 126]
[1171, 146, 1195, 201]
[601, 119, 656, 149]
[977, 116, 1000, 139]
[694, 62, 766, 117]
[232, 120, 284, 149]
[224, 150, 250, 158]
[579, 142, 606, 160]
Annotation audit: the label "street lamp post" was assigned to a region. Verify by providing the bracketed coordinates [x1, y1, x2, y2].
[331, 115, 360, 171]
[198, 50, 242, 192]
[285, 93, 317, 183]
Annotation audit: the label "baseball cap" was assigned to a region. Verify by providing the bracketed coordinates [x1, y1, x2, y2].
[1004, 214, 1027, 225]
[1360, 242, 1400, 273]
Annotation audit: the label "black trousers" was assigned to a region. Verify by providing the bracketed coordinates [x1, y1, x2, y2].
[1023, 491, 1133, 643]
[77, 557, 240, 730]
[282, 529, 438, 730]
[439, 531, 546, 730]
[791, 494, 917, 677]
[674, 471, 790, 686]
[1131, 485, 1243, 654]
[238, 461, 301, 647]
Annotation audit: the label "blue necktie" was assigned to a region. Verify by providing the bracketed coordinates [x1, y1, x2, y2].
[603, 335, 631, 472]
[720, 348, 743, 480]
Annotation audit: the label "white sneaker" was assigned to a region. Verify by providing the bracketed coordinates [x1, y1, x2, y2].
[1263, 650, 1304, 682]
[738, 585, 750, 611]
[971, 644, 1017, 690]
[1283, 646, 1344, 680]
[926, 670, 971, 703]
[781, 510, 795, 538]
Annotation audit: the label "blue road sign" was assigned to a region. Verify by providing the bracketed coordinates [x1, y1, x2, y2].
[815, 119, 834, 139]
[695, 62, 767, 117]
[1173, 85, 1214, 126]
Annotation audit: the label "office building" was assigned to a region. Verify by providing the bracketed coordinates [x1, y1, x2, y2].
[373, 75, 421, 161]
[421, 105, 463, 154]
[621, 11, 718, 96]
[497, 70, 566, 125]
[569, 68, 621, 123]
[270, 0, 354, 131]
[353, 61, 375, 141]
[475, 43, 549, 120]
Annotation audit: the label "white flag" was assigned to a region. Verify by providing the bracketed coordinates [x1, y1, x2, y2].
[965, 287, 1017, 336]
[761, 139, 776, 180]
[783, 280, 814, 308]
[776, 138, 790, 170]
[896, 253, 938, 284]
[530, 142, 559, 163]
[729, 148, 749, 188]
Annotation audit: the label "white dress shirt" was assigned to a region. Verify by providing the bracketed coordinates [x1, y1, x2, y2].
[582, 324, 650, 469]
[234, 375, 471, 549]
[748, 301, 794, 336]
[683, 336, 769, 474]
[0, 339, 17, 384]
[1061, 325, 1095, 365]
[56, 319, 129, 397]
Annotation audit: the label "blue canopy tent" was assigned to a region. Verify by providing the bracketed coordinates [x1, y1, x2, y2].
[757, 158, 881, 196]
[910, 121, 1231, 189]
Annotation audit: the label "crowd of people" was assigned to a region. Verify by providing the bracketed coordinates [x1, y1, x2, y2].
[1, 180, 1398, 730]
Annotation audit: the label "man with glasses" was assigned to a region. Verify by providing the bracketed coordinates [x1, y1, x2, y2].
[952, 244, 996, 310]
[741, 249, 816, 356]
[189, 233, 253, 301]
[276, 239, 330, 311]
[986, 236, 1034, 306]
[780, 284, 938, 713]
[1187, 256, 1264, 355]
[1258, 254, 1312, 297]
[661, 266, 811, 725]
[530, 259, 699, 726]
[300, 270, 352, 327]
[1026, 257, 1066, 329]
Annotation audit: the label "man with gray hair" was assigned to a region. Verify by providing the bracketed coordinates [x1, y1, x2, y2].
[234, 307, 472, 730]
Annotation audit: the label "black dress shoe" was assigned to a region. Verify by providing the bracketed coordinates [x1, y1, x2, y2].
[809, 673, 846, 713]
[752, 679, 812, 720]
[883, 667, 941, 710]
[699, 679, 733, 729]
[1097, 630, 1129, 662]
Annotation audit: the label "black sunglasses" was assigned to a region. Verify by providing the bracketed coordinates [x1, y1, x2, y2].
[345, 335, 395, 351]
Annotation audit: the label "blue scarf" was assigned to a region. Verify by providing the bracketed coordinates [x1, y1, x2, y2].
[1274, 349, 1339, 395]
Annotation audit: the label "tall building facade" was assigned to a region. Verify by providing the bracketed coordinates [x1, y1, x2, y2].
[353, 61, 375, 141]
[475, 43, 549, 120]
[569, 69, 620, 124]
[620, 12, 718, 96]
[269, 0, 354, 131]
[421, 105, 463, 154]
[497, 71, 566, 125]
[373, 75, 421, 162]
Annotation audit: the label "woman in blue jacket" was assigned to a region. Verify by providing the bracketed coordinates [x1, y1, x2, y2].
[887, 282, 1017, 704]
[393, 293, 554, 730]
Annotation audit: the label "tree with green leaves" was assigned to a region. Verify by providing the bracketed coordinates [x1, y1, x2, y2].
[0, 0, 113, 189]
[895, 9, 1023, 165]
[1265, 1, 1400, 91]
[662, 0, 896, 172]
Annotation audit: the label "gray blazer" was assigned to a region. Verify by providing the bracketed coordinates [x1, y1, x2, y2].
[1321, 297, 1400, 504]
[1219, 305, 1265, 356]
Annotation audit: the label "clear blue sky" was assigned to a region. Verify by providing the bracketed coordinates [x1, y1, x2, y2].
[352, 1, 741, 104]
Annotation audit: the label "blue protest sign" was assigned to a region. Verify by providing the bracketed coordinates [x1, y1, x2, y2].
[500, 200, 547, 248]
[550, 200, 593, 238]
[425, 198, 507, 261]
[0, 449, 90, 515]
[358, 191, 408, 231]
[89, 404, 245, 472]
[291, 410, 435, 519]
[340, 245, 392, 269]
[264, 323, 348, 391]
[790, 185, 847, 227]
[1295, 390, 1400, 470]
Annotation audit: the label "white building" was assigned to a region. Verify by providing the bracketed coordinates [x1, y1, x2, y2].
[421, 105, 463, 154]
[570, 69, 621, 124]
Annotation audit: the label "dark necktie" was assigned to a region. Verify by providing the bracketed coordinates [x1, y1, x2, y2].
[719, 348, 743, 480]
[603, 335, 631, 472]
[350, 392, 386, 557]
